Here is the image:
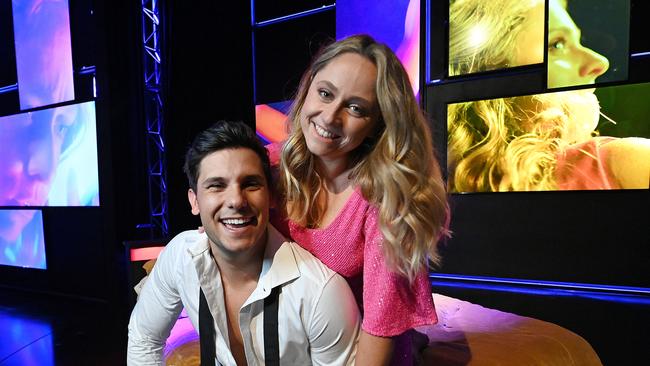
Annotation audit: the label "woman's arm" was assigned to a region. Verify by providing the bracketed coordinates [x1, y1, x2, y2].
[355, 330, 395, 366]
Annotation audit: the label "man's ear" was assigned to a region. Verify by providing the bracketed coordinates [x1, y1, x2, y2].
[188, 188, 200, 216]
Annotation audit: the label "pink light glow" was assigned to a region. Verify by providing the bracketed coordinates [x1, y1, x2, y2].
[395, 0, 420, 96]
[130, 246, 165, 262]
[255, 104, 288, 143]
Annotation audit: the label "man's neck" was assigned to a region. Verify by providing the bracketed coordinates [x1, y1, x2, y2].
[210, 244, 265, 288]
[208, 236, 268, 366]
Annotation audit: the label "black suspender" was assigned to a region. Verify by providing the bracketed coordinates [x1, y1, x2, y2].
[263, 286, 281, 366]
[199, 286, 281, 365]
[199, 288, 216, 366]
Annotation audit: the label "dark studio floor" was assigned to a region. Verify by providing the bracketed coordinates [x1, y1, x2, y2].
[0, 287, 127, 366]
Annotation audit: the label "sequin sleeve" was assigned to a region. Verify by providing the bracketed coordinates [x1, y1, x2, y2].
[360, 205, 438, 337]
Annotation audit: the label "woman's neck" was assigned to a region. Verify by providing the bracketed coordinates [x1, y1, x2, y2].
[315, 157, 353, 193]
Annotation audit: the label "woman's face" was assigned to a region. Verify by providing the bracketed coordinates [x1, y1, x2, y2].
[547, 0, 609, 88]
[0, 105, 77, 241]
[299, 53, 379, 167]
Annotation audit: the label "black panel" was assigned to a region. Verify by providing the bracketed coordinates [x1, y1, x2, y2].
[254, 9, 335, 104]
[629, 0, 650, 54]
[165, 0, 256, 235]
[437, 190, 650, 287]
[0, 1, 16, 89]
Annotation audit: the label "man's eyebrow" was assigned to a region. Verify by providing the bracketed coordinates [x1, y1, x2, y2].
[201, 176, 225, 186]
[243, 174, 266, 183]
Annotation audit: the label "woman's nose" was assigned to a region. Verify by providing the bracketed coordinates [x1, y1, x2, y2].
[579, 46, 610, 81]
[319, 103, 342, 126]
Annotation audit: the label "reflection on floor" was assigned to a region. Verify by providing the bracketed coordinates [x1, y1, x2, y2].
[0, 288, 126, 366]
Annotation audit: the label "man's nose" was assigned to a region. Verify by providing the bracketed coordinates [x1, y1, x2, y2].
[226, 187, 248, 209]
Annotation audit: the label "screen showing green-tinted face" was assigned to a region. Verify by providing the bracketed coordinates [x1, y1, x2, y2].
[447, 82, 650, 193]
[448, 0, 545, 76]
[547, 0, 630, 89]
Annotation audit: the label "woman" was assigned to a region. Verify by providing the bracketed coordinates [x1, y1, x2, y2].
[447, 0, 649, 192]
[269, 34, 449, 365]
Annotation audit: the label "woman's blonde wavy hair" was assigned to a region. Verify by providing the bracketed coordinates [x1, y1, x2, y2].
[280, 34, 450, 282]
[447, 0, 600, 192]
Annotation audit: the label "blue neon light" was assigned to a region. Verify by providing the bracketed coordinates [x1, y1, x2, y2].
[253, 4, 335, 28]
[430, 273, 650, 295]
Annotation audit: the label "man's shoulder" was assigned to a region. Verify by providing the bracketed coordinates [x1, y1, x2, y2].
[161, 230, 207, 258]
[282, 241, 341, 287]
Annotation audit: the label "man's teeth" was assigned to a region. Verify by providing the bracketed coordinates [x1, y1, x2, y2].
[222, 218, 251, 225]
[314, 123, 335, 138]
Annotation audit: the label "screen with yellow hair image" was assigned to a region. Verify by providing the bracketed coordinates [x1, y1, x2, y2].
[447, 82, 650, 192]
[448, 0, 545, 77]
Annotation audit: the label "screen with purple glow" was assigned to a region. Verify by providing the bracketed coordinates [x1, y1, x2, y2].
[0, 101, 99, 207]
[12, 0, 75, 110]
[0, 209, 46, 269]
[336, 0, 421, 95]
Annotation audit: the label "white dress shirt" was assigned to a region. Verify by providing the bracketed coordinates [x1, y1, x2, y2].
[127, 225, 360, 365]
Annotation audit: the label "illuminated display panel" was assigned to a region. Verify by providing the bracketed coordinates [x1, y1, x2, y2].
[447, 0, 545, 77]
[0, 209, 46, 269]
[337, 0, 421, 95]
[255, 101, 291, 145]
[547, 0, 630, 89]
[0, 101, 99, 207]
[447, 82, 650, 192]
[13, 0, 75, 110]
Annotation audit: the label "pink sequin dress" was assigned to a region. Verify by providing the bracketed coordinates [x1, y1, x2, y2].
[267, 143, 437, 365]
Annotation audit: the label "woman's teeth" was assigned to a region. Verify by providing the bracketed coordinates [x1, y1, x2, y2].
[314, 122, 335, 139]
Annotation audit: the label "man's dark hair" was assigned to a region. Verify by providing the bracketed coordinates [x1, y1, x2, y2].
[183, 120, 271, 191]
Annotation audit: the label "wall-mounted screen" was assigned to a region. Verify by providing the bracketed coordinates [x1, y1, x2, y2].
[13, 0, 74, 110]
[255, 101, 291, 145]
[0, 101, 99, 207]
[337, 0, 421, 95]
[0, 209, 46, 269]
[448, 0, 545, 77]
[447, 83, 650, 192]
[547, 0, 630, 89]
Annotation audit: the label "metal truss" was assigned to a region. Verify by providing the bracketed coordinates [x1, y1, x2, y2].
[141, 0, 169, 238]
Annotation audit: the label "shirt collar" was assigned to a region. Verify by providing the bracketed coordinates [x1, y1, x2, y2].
[187, 225, 300, 292]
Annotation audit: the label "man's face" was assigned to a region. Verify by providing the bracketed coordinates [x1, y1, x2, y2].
[188, 148, 270, 260]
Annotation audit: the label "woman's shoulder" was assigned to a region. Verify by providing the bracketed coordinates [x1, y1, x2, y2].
[600, 137, 650, 189]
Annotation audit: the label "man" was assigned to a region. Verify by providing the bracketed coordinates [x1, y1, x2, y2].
[127, 121, 360, 365]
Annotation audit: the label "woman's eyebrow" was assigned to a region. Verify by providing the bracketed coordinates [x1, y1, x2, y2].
[315, 80, 339, 93]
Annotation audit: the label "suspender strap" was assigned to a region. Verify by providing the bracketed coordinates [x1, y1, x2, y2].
[199, 286, 281, 365]
[199, 288, 216, 366]
[263, 286, 281, 366]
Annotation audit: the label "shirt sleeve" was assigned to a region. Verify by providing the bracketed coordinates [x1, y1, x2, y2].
[361, 206, 438, 337]
[308, 273, 361, 366]
[127, 240, 184, 365]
